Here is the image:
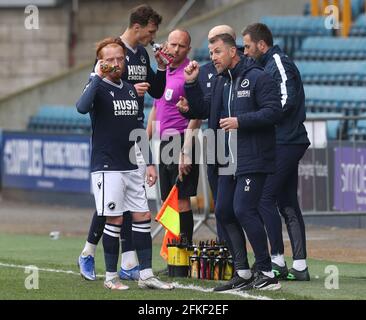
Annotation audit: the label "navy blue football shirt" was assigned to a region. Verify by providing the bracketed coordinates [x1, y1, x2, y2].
[76, 75, 144, 172]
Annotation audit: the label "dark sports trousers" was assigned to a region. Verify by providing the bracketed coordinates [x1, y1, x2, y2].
[207, 164, 225, 242]
[158, 135, 199, 201]
[258, 144, 309, 260]
[215, 174, 272, 272]
[207, 165, 218, 202]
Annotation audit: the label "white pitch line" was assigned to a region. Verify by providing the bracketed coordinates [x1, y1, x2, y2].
[0, 262, 277, 300]
[171, 282, 276, 300]
[0, 262, 104, 277]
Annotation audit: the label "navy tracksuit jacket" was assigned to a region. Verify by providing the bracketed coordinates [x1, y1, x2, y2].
[184, 56, 282, 272]
[257, 45, 310, 260]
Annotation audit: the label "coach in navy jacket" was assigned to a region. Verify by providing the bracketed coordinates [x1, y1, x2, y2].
[179, 33, 282, 291]
[183, 51, 281, 176]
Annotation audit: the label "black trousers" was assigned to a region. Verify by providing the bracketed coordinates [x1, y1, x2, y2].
[159, 135, 199, 201]
[258, 144, 309, 260]
[215, 174, 272, 272]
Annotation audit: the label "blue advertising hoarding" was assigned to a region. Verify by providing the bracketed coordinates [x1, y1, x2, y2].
[333, 146, 366, 212]
[1, 131, 91, 193]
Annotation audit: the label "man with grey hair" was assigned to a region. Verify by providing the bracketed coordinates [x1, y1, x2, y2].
[179, 33, 282, 291]
[178, 25, 252, 243]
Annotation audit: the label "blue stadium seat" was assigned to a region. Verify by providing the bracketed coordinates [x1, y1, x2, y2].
[194, 35, 284, 61]
[303, 2, 311, 15]
[350, 14, 366, 36]
[144, 94, 154, 108]
[348, 111, 366, 141]
[352, 0, 365, 19]
[27, 105, 91, 134]
[296, 61, 366, 86]
[150, 61, 158, 72]
[306, 112, 344, 140]
[260, 16, 333, 58]
[304, 85, 366, 115]
[193, 39, 209, 61]
[295, 37, 366, 61]
[273, 37, 285, 50]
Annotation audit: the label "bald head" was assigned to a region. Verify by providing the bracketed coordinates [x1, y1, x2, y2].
[208, 25, 236, 40]
[168, 29, 191, 46]
[167, 29, 191, 67]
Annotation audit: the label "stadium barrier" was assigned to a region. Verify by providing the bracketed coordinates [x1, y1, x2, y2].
[2, 115, 366, 231]
[301, 114, 366, 215]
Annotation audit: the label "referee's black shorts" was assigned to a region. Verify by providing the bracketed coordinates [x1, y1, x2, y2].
[159, 134, 199, 201]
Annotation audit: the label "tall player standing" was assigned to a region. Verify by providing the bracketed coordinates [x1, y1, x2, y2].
[78, 4, 168, 282]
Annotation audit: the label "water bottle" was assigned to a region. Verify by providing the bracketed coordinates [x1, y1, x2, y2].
[189, 247, 200, 279]
[100, 63, 117, 73]
[200, 248, 210, 280]
[150, 41, 173, 66]
[213, 248, 224, 280]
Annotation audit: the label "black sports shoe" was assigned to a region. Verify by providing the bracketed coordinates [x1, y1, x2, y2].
[250, 262, 257, 273]
[250, 262, 259, 278]
[213, 272, 254, 292]
[241, 272, 281, 291]
[286, 267, 310, 281]
[272, 262, 288, 279]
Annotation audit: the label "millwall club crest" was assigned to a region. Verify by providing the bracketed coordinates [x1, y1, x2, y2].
[140, 55, 146, 64]
[244, 178, 251, 192]
[126, 56, 130, 62]
[241, 79, 250, 88]
[109, 91, 114, 97]
[165, 89, 173, 101]
[108, 202, 116, 210]
[129, 90, 136, 98]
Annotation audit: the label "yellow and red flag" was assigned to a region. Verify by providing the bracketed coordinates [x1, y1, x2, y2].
[155, 184, 180, 260]
[159, 229, 179, 261]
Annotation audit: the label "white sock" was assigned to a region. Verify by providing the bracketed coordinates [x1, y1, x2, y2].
[121, 251, 138, 270]
[293, 259, 307, 271]
[81, 241, 96, 257]
[105, 272, 118, 282]
[237, 269, 252, 279]
[271, 254, 285, 267]
[139, 268, 154, 280]
[262, 270, 275, 278]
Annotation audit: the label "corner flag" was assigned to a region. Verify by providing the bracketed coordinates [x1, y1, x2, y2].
[155, 184, 181, 260]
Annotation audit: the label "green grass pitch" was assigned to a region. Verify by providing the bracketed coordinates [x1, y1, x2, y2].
[0, 233, 365, 300]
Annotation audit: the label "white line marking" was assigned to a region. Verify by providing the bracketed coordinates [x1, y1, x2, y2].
[0, 262, 94, 276]
[0, 262, 279, 300]
[171, 282, 276, 300]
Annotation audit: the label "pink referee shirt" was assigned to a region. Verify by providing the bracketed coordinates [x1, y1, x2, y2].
[154, 58, 190, 138]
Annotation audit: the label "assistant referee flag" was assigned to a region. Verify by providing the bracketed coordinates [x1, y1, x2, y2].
[155, 184, 180, 260]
